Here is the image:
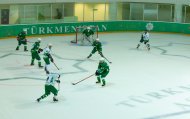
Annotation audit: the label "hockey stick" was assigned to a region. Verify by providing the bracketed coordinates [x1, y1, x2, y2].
[83, 35, 93, 45]
[58, 83, 60, 91]
[27, 40, 35, 43]
[103, 56, 112, 64]
[72, 73, 95, 85]
[98, 51, 112, 64]
[53, 62, 60, 70]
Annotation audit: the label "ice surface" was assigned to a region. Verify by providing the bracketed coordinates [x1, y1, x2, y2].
[1, 32, 190, 119]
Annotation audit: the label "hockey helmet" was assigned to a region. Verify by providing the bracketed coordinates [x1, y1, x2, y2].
[48, 43, 52, 46]
[96, 38, 99, 41]
[37, 38, 42, 42]
[99, 57, 105, 63]
[87, 27, 90, 30]
[48, 43, 53, 49]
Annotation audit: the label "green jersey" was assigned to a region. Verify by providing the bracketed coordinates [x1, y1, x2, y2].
[17, 31, 26, 40]
[92, 41, 102, 51]
[31, 42, 40, 52]
[83, 29, 94, 37]
[98, 62, 109, 74]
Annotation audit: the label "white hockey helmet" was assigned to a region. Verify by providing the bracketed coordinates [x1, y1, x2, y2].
[48, 43, 52, 46]
[96, 38, 99, 41]
[37, 38, 42, 42]
[48, 43, 53, 49]
[23, 29, 27, 32]
[23, 29, 27, 34]
[87, 26, 90, 30]
[99, 57, 105, 63]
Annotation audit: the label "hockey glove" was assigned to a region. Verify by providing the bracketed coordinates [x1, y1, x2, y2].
[56, 80, 60, 83]
[38, 48, 43, 53]
[16, 36, 19, 41]
[95, 70, 100, 76]
[48, 54, 54, 62]
[24, 39, 27, 42]
[50, 58, 54, 63]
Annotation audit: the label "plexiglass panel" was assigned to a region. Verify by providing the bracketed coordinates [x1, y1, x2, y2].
[158, 4, 172, 22]
[37, 4, 51, 20]
[130, 3, 143, 20]
[144, 4, 157, 21]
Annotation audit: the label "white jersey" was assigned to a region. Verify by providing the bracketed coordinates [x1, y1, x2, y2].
[43, 47, 51, 58]
[45, 73, 59, 86]
[142, 32, 149, 41]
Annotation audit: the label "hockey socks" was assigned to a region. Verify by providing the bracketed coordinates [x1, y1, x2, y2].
[36, 94, 49, 102]
[31, 59, 34, 65]
[16, 46, 19, 50]
[24, 46, 28, 51]
[136, 44, 140, 49]
[96, 77, 101, 83]
[87, 54, 92, 58]
[146, 44, 150, 50]
[38, 62, 43, 68]
[102, 79, 106, 87]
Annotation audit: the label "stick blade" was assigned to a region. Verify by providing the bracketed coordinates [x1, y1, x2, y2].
[72, 83, 76, 85]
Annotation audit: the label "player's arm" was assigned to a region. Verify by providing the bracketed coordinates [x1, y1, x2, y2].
[55, 74, 61, 83]
[91, 30, 94, 35]
[47, 53, 54, 62]
[38, 48, 43, 53]
[82, 29, 86, 34]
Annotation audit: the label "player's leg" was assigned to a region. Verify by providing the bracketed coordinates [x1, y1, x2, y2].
[49, 85, 58, 102]
[37, 85, 51, 102]
[36, 53, 43, 68]
[45, 64, 51, 74]
[144, 40, 150, 50]
[136, 38, 144, 49]
[43, 57, 50, 73]
[100, 71, 109, 87]
[30, 51, 35, 65]
[98, 49, 104, 57]
[87, 48, 97, 58]
[96, 75, 101, 83]
[23, 41, 28, 51]
[102, 78, 106, 87]
[16, 41, 21, 50]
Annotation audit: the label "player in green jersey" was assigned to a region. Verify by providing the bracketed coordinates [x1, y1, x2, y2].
[95, 58, 110, 87]
[30, 38, 43, 68]
[16, 30, 28, 51]
[87, 38, 104, 58]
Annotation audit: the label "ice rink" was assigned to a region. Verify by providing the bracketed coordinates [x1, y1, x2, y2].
[1, 32, 190, 119]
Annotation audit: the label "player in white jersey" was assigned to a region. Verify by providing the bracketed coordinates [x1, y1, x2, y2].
[36, 72, 60, 102]
[43, 44, 54, 74]
[136, 30, 150, 50]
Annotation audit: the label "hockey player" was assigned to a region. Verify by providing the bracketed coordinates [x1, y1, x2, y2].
[30, 38, 43, 68]
[43, 43, 54, 74]
[36, 72, 60, 102]
[95, 58, 110, 87]
[82, 26, 94, 43]
[136, 30, 150, 50]
[16, 29, 28, 51]
[87, 38, 104, 58]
